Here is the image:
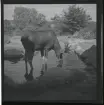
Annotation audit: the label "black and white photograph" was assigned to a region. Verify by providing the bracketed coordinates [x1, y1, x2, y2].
[3, 4, 98, 102]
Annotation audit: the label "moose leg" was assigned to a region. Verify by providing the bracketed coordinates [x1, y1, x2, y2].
[27, 51, 34, 70]
[40, 50, 45, 76]
[40, 49, 48, 76]
[57, 53, 63, 67]
[44, 49, 48, 71]
[24, 51, 28, 79]
[27, 51, 34, 81]
[28, 60, 34, 70]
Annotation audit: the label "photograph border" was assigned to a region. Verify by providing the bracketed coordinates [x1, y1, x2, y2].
[1, 0, 103, 104]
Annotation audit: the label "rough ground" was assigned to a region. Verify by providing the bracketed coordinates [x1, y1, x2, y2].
[4, 36, 97, 102]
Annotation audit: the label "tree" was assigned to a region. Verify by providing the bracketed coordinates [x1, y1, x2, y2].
[62, 4, 92, 35]
[51, 14, 64, 35]
[51, 5, 92, 35]
[13, 7, 47, 30]
[37, 13, 46, 26]
[51, 14, 61, 22]
[4, 20, 14, 34]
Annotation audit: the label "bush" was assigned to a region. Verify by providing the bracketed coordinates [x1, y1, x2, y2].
[13, 7, 47, 30]
[61, 5, 92, 35]
[4, 20, 15, 35]
[73, 30, 96, 39]
[73, 21, 96, 39]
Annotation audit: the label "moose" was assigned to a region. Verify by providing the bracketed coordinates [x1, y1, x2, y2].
[21, 27, 69, 81]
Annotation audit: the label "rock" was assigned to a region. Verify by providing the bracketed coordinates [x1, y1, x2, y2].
[80, 45, 96, 68]
[4, 36, 25, 59]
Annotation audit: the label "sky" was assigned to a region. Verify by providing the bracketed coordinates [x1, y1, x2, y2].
[4, 4, 96, 21]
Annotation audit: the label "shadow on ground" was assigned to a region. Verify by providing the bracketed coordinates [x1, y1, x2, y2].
[4, 66, 96, 102]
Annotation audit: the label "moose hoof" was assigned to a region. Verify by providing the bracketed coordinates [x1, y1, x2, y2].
[24, 73, 28, 79]
[27, 72, 34, 80]
[27, 75, 34, 81]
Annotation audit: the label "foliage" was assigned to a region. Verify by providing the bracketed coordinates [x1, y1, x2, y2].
[51, 5, 92, 35]
[4, 20, 15, 35]
[62, 5, 92, 34]
[73, 21, 96, 39]
[13, 7, 47, 30]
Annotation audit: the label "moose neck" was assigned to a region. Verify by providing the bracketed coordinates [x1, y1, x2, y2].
[54, 44, 62, 59]
[53, 36, 63, 59]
